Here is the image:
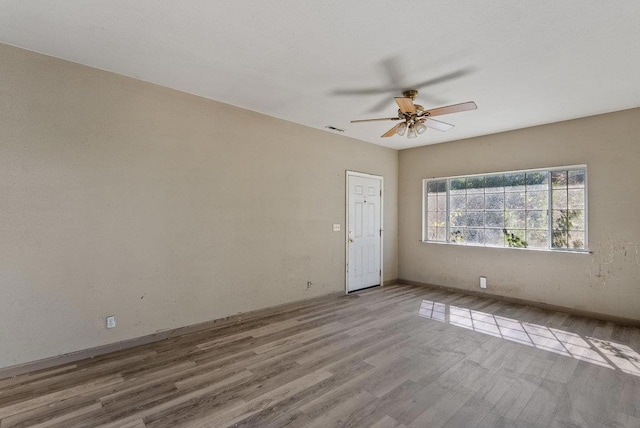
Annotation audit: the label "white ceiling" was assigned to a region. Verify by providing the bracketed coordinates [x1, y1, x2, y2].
[1, 1, 639, 149]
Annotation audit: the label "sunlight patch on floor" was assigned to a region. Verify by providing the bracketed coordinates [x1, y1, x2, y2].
[418, 299, 640, 375]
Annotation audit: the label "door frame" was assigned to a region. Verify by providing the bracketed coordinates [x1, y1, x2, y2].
[345, 171, 384, 294]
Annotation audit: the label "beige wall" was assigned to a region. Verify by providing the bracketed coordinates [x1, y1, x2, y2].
[0, 43, 398, 369]
[3, 38, 637, 370]
[399, 108, 640, 320]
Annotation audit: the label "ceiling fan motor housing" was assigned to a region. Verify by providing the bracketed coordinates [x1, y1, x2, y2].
[402, 89, 419, 99]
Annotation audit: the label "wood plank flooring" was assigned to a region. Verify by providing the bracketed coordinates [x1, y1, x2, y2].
[1, 284, 640, 427]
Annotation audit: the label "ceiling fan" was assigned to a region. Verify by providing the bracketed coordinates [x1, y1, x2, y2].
[351, 90, 477, 138]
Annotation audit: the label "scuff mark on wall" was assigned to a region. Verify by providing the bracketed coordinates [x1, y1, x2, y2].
[593, 239, 640, 315]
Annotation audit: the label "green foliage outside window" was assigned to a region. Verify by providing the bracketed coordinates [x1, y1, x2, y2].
[552, 209, 583, 249]
[503, 229, 528, 248]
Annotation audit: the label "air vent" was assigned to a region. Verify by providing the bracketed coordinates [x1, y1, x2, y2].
[325, 126, 345, 132]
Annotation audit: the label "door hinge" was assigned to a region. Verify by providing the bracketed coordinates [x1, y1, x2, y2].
[380, 190, 382, 196]
[380, 229, 383, 236]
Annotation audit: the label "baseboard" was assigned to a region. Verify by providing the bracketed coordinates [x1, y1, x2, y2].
[0, 291, 345, 380]
[383, 278, 399, 286]
[399, 279, 640, 327]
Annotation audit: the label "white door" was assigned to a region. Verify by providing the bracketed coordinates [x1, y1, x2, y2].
[347, 172, 382, 292]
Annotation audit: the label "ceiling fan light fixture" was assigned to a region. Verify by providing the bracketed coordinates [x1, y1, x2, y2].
[396, 122, 407, 136]
[415, 121, 427, 135]
[407, 125, 418, 139]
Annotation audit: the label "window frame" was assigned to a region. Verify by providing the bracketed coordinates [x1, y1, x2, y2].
[422, 165, 588, 252]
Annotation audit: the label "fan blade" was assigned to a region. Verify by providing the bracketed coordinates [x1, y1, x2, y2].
[411, 68, 474, 90]
[351, 117, 400, 123]
[424, 118, 454, 132]
[368, 96, 396, 113]
[334, 88, 396, 96]
[381, 123, 402, 138]
[395, 97, 416, 114]
[332, 67, 474, 96]
[425, 101, 477, 117]
[332, 57, 406, 96]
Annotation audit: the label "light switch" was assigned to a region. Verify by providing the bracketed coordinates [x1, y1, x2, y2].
[332, 224, 341, 232]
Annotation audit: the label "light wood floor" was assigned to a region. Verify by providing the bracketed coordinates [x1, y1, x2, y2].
[2, 284, 640, 428]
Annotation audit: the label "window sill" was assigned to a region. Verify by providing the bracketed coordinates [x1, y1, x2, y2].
[420, 240, 592, 254]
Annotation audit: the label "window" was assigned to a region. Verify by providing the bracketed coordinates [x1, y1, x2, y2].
[423, 166, 587, 251]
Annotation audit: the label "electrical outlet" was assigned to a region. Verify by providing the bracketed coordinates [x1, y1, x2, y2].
[106, 316, 116, 329]
[332, 224, 341, 232]
[307, 281, 312, 289]
[480, 276, 487, 289]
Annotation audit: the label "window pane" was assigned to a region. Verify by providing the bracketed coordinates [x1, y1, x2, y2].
[485, 228, 505, 246]
[450, 228, 464, 243]
[485, 211, 504, 228]
[427, 181, 439, 193]
[436, 227, 446, 241]
[486, 193, 504, 210]
[526, 171, 548, 191]
[526, 210, 548, 230]
[568, 189, 584, 209]
[466, 211, 484, 227]
[429, 212, 447, 228]
[427, 211, 437, 227]
[450, 194, 466, 211]
[485, 174, 504, 192]
[552, 189, 567, 209]
[466, 176, 485, 193]
[526, 230, 548, 248]
[467, 193, 484, 210]
[450, 178, 466, 193]
[552, 210, 583, 248]
[552, 232, 568, 248]
[527, 191, 548, 210]
[427, 195, 438, 211]
[569, 209, 585, 231]
[505, 192, 525, 209]
[427, 227, 438, 241]
[505, 210, 526, 229]
[466, 228, 484, 244]
[553, 209, 584, 232]
[504, 173, 525, 191]
[569, 231, 585, 250]
[437, 195, 446, 211]
[450, 212, 467, 227]
[568, 170, 585, 188]
[504, 229, 526, 247]
[552, 210, 568, 226]
[552, 171, 567, 187]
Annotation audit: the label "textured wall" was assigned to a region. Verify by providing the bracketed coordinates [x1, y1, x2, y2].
[0, 43, 398, 368]
[399, 108, 640, 320]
